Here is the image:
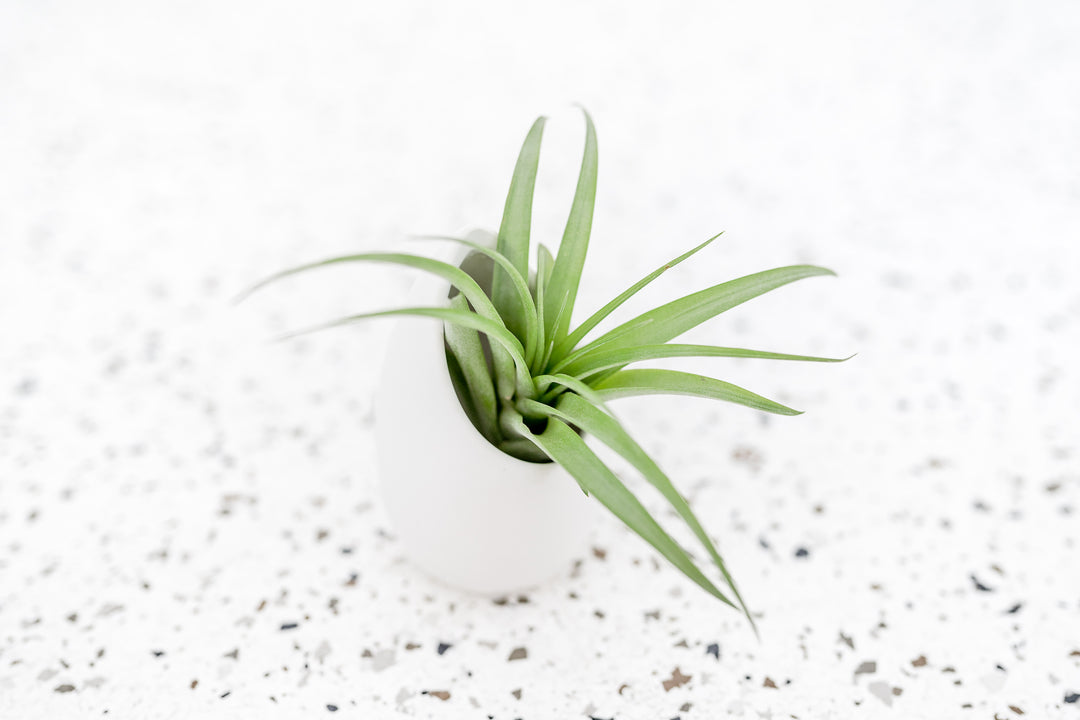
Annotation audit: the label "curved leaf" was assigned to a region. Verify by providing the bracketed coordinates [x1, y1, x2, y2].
[549, 233, 722, 365]
[594, 368, 801, 415]
[555, 265, 835, 375]
[412, 235, 539, 368]
[236, 252, 503, 326]
[523, 393, 754, 629]
[515, 414, 736, 608]
[544, 108, 598, 345]
[445, 294, 498, 443]
[566, 343, 850, 379]
[493, 116, 546, 340]
[279, 306, 535, 398]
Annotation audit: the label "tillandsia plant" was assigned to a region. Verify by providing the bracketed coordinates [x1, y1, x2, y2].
[242, 110, 844, 629]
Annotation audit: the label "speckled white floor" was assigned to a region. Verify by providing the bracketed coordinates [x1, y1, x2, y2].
[2, 1, 1079, 718]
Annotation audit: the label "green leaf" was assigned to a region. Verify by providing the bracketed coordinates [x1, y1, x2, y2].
[279, 306, 535, 399]
[516, 415, 736, 608]
[236, 252, 503, 327]
[445, 294, 499, 443]
[594, 368, 801, 415]
[544, 108, 598, 345]
[523, 393, 752, 627]
[555, 265, 834, 376]
[549, 233, 721, 366]
[532, 244, 550, 374]
[565, 343, 850, 379]
[493, 116, 546, 341]
[537, 243, 555, 292]
[445, 341, 491, 443]
[529, 373, 610, 413]
[412, 235, 540, 369]
[497, 437, 551, 463]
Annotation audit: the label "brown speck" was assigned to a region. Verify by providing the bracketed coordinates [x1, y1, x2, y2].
[617, 684, 629, 695]
[662, 667, 691, 692]
[912, 655, 927, 667]
[404, 643, 421, 651]
[732, 445, 764, 472]
[191, 680, 198, 689]
[54, 684, 75, 693]
[592, 546, 607, 560]
[763, 677, 778, 689]
[508, 647, 527, 661]
[1009, 705, 1024, 715]
[427, 690, 450, 701]
[511, 689, 522, 700]
[1070, 650, 1080, 657]
[256, 600, 267, 612]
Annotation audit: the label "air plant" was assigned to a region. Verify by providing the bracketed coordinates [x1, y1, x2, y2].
[243, 110, 844, 628]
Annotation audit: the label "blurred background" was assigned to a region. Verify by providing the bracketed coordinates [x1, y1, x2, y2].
[1, 1, 1078, 718]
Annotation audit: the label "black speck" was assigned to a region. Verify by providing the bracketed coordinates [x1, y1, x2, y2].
[705, 643, 720, 660]
[437, 643, 452, 655]
[151, 650, 165, 657]
[327, 704, 338, 712]
[220, 691, 231, 699]
[1005, 603, 1022, 614]
[1064, 692, 1079, 704]
[794, 547, 810, 558]
[280, 623, 299, 631]
[971, 575, 994, 592]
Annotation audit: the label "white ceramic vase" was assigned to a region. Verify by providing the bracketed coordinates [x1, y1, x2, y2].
[374, 231, 594, 595]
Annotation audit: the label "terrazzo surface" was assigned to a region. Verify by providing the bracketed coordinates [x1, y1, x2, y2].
[2, 1, 1079, 718]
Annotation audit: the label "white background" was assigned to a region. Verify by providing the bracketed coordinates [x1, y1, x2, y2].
[1, 1, 1078, 718]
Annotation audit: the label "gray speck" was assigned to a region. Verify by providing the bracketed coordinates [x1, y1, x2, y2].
[372, 649, 396, 672]
[14, 378, 37, 396]
[54, 684, 75, 693]
[855, 660, 877, 676]
[868, 681, 893, 706]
